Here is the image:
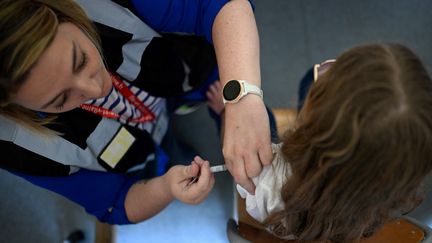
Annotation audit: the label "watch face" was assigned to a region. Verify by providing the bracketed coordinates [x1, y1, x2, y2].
[223, 80, 241, 101]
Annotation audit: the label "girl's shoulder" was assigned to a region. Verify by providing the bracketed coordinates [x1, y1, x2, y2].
[271, 143, 283, 153]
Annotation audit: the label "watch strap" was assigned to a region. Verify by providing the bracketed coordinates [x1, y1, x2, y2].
[241, 80, 263, 98]
[223, 80, 263, 104]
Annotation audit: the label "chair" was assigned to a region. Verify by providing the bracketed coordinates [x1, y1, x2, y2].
[227, 195, 432, 243]
[271, 108, 297, 138]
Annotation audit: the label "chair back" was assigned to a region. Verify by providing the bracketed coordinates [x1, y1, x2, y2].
[228, 196, 432, 243]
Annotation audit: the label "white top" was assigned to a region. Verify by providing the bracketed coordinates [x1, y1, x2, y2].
[237, 143, 292, 223]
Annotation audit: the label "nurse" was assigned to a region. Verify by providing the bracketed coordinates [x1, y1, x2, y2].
[0, 0, 271, 224]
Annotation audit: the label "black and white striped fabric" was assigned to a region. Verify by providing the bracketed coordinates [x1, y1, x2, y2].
[77, 0, 170, 144]
[84, 79, 168, 144]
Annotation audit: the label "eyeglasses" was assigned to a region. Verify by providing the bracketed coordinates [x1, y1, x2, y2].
[313, 59, 336, 82]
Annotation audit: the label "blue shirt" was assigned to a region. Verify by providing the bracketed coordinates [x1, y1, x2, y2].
[13, 0, 253, 225]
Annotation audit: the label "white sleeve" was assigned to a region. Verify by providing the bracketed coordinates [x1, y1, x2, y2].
[236, 144, 290, 222]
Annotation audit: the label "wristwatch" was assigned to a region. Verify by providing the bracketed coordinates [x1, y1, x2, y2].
[222, 80, 263, 104]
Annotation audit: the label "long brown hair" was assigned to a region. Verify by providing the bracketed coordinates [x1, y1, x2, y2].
[265, 43, 432, 242]
[0, 0, 100, 132]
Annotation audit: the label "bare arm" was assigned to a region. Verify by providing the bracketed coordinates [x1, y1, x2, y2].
[124, 157, 214, 223]
[212, 0, 272, 194]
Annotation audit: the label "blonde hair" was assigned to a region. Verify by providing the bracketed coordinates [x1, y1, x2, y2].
[0, 0, 100, 132]
[265, 43, 432, 242]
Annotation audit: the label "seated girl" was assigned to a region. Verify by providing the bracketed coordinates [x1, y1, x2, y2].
[207, 43, 432, 242]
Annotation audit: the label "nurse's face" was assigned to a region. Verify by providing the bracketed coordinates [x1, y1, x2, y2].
[14, 22, 112, 113]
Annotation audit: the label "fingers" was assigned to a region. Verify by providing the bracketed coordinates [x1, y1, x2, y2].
[231, 168, 256, 195]
[224, 153, 256, 194]
[196, 160, 214, 190]
[183, 156, 205, 186]
[185, 161, 200, 178]
[189, 157, 214, 189]
[189, 161, 215, 204]
[244, 153, 263, 178]
[179, 157, 215, 204]
[222, 134, 263, 194]
[221, 95, 271, 194]
[206, 80, 222, 97]
[206, 80, 224, 115]
[258, 143, 273, 166]
[193, 156, 206, 166]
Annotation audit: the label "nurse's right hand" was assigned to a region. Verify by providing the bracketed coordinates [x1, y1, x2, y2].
[164, 156, 215, 204]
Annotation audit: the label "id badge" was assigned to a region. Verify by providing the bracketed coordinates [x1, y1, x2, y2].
[100, 127, 135, 168]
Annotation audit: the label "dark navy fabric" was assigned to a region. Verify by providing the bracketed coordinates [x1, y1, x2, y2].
[131, 0, 230, 43]
[13, 169, 140, 224]
[297, 67, 314, 111]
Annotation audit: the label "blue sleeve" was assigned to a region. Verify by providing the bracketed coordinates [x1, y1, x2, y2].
[13, 169, 141, 225]
[130, 0, 255, 43]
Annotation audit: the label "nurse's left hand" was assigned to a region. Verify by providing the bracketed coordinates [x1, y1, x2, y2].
[222, 95, 273, 195]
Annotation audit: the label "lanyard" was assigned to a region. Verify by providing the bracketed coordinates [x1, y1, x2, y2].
[80, 73, 156, 123]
